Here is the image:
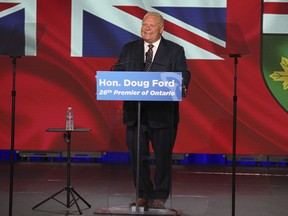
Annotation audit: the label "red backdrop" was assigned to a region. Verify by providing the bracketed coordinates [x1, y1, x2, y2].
[0, 0, 287, 155]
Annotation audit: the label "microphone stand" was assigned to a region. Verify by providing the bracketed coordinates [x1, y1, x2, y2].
[111, 60, 143, 213]
[9, 56, 21, 216]
[135, 101, 141, 212]
[112, 58, 162, 213]
[229, 53, 241, 216]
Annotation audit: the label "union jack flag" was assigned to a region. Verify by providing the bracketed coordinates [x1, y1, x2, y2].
[71, 0, 227, 59]
[0, 0, 37, 56]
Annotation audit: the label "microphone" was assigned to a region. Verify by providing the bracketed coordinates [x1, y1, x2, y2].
[111, 59, 136, 71]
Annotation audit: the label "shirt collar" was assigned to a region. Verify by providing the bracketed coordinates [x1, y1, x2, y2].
[144, 37, 161, 51]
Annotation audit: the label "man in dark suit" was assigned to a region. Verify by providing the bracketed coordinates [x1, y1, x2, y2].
[114, 11, 191, 208]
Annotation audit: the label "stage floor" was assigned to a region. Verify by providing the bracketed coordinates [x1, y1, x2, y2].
[1, 161, 288, 216]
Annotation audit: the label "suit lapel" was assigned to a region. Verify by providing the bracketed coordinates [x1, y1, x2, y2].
[151, 37, 168, 71]
[137, 39, 145, 70]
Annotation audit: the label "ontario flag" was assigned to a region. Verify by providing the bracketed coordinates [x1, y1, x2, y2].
[0, 0, 288, 155]
[262, 0, 288, 111]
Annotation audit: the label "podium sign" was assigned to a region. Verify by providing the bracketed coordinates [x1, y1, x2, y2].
[96, 71, 182, 101]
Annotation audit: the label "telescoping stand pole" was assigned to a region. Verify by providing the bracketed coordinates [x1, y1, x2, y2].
[229, 53, 241, 216]
[9, 56, 21, 216]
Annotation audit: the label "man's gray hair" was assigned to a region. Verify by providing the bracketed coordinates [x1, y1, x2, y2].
[143, 11, 164, 28]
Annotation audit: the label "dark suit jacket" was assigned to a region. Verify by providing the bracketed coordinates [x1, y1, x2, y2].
[114, 37, 191, 128]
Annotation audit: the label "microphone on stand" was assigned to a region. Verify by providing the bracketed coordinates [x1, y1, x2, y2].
[110, 59, 136, 71]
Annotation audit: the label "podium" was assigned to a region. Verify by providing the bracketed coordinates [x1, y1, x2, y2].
[32, 128, 92, 215]
[94, 71, 183, 215]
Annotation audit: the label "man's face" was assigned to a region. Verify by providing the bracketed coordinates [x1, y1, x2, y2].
[141, 15, 164, 43]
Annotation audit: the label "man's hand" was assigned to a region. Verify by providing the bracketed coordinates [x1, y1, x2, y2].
[182, 85, 188, 98]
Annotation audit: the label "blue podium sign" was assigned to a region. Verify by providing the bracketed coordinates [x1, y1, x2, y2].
[96, 71, 182, 101]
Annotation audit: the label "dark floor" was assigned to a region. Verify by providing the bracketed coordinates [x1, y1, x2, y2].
[1, 161, 288, 216]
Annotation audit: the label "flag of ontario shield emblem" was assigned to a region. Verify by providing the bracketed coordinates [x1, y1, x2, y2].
[262, 0, 288, 112]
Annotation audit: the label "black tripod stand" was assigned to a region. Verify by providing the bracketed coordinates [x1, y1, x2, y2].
[8, 56, 21, 216]
[32, 128, 92, 215]
[229, 54, 240, 216]
[211, 22, 249, 216]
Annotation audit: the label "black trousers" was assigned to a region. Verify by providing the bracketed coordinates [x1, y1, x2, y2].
[126, 123, 178, 201]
